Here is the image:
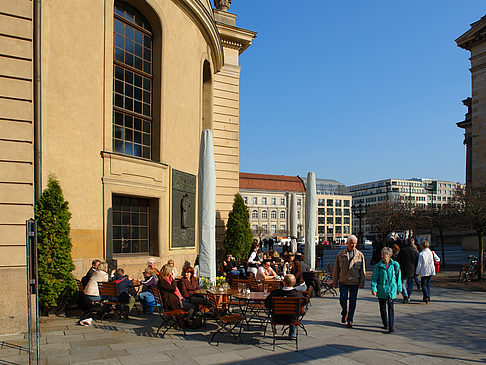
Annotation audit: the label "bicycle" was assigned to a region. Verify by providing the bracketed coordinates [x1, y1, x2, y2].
[459, 255, 478, 282]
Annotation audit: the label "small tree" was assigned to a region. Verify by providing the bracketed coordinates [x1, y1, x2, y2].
[365, 200, 408, 249]
[223, 193, 253, 264]
[35, 175, 76, 312]
[454, 185, 486, 280]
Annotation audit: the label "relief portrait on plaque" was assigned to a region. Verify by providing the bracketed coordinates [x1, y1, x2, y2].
[171, 170, 196, 248]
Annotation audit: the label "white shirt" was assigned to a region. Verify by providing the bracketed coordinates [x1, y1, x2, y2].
[416, 248, 440, 277]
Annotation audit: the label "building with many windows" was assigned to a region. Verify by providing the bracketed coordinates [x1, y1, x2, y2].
[315, 179, 352, 241]
[239, 173, 306, 239]
[348, 178, 464, 238]
[0, 0, 255, 334]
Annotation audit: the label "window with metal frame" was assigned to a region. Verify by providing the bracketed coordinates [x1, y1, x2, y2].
[113, 1, 153, 159]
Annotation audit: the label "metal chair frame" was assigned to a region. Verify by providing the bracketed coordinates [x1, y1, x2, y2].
[207, 292, 244, 344]
[151, 287, 187, 338]
[270, 297, 302, 352]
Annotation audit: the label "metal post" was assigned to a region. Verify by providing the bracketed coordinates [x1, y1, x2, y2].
[26, 219, 39, 365]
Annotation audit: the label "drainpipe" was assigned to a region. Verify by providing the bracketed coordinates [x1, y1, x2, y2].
[34, 0, 41, 202]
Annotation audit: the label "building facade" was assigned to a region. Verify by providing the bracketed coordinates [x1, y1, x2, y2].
[456, 16, 486, 186]
[0, 0, 255, 335]
[348, 178, 464, 238]
[315, 179, 352, 241]
[239, 173, 306, 239]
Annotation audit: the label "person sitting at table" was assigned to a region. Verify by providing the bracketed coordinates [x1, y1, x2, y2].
[167, 259, 178, 276]
[84, 261, 111, 301]
[81, 259, 101, 288]
[247, 243, 261, 276]
[178, 266, 207, 307]
[158, 264, 195, 316]
[147, 257, 160, 277]
[256, 259, 278, 282]
[138, 267, 158, 314]
[111, 268, 136, 314]
[271, 250, 283, 264]
[290, 254, 307, 291]
[222, 254, 246, 278]
[264, 274, 304, 340]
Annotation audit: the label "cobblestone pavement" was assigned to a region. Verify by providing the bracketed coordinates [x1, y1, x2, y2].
[1, 281, 485, 365]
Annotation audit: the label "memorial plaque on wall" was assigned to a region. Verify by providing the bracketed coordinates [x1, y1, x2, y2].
[171, 169, 196, 248]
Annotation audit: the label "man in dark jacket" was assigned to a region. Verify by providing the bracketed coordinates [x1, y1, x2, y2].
[397, 240, 419, 303]
[111, 268, 136, 313]
[81, 259, 101, 288]
[265, 274, 303, 339]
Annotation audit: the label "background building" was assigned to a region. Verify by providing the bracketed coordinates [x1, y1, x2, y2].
[239, 173, 305, 240]
[348, 178, 464, 239]
[315, 179, 352, 242]
[0, 0, 255, 335]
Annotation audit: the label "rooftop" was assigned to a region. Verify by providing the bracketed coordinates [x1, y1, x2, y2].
[239, 172, 305, 192]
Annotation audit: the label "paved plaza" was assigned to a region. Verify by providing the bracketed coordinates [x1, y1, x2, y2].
[1, 276, 485, 365]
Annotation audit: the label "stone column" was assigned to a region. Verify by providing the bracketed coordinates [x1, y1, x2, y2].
[304, 172, 317, 270]
[290, 193, 297, 253]
[198, 130, 216, 282]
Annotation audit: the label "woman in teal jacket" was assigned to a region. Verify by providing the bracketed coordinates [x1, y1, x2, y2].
[371, 247, 402, 333]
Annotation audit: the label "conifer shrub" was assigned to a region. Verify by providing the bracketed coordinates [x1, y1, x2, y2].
[35, 175, 76, 312]
[223, 193, 253, 263]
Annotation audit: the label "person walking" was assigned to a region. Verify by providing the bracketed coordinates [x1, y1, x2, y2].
[397, 240, 419, 303]
[371, 247, 402, 333]
[332, 235, 366, 328]
[416, 240, 440, 303]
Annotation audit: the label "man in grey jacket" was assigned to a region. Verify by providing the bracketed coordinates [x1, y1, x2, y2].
[332, 235, 366, 328]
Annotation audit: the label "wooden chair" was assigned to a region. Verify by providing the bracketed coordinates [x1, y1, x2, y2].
[97, 281, 127, 321]
[207, 291, 244, 344]
[263, 280, 281, 293]
[151, 287, 188, 338]
[77, 279, 102, 320]
[299, 287, 313, 335]
[247, 273, 262, 292]
[270, 297, 302, 352]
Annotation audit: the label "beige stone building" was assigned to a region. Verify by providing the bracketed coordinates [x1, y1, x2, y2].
[0, 0, 255, 335]
[239, 173, 306, 239]
[456, 16, 486, 187]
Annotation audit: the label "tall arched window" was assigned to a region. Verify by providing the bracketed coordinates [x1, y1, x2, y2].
[271, 210, 277, 219]
[113, 1, 153, 159]
[261, 210, 267, 219]
[280, 211, 285, 219]
[251, 210, 258, 219]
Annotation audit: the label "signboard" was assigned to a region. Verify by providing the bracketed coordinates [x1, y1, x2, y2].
[171, 169, 196, 249]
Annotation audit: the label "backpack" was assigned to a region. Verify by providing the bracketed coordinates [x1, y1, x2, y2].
[431, 251, 440, 274]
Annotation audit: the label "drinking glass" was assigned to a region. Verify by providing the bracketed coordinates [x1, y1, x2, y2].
[238, 282, 243, 294]
[263, 283, 269, 294]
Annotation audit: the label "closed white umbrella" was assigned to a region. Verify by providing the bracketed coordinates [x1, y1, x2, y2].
[304, 172, 317, 270]
[290, 193, 297, 253]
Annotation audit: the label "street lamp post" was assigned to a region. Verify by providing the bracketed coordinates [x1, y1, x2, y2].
[352, 203, 366, 249]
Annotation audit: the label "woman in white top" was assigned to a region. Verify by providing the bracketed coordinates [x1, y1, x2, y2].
[84, 262, 110, 301]
[247, 244, 261, 276]
[415, 240, 440, 303]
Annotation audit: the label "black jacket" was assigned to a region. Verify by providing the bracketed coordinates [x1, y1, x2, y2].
[397, 246, 419, 278]
[81, 267, 97, 288]
[265, 288, 303, 324]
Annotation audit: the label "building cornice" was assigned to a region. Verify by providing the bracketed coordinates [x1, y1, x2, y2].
[456, 15, 486, 50]
[216, 21, 257, 55]
[172, 0, 224, 72]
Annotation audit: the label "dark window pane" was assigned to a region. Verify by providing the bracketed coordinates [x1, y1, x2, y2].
[134, 118, 141, 130]
[114, 65, 124, 80]
[125, 97, 133, 110]
[140, 213, 148, 226]
[134, 87, 142, 101]
[140, 227, 148, 239]
[134, 131, 141, 143]
[144, 35, 151, 48]
[125, 128, 133, 142]
[115, 19, 124, 35]
[115, 34, 124, 48]
[122, 197, 130, 206]
[122, 239, 130, 253]
[134, 56, 142, 70]
[134, 74, 142, 87]
[135, 43, 142, 57]
[113, 226, 121, 239]
[115, 80, 123, 93]
[143, 121, 150, 133]
[125, 25, 134, 39]
[125, 142, 133, 155]
[114, 139, 123, 153]
[114, 126, 123, 139]
[113, 212, 121, 224]
[143, 61, 151, 74]
[143, 48, 151, 61]
[124, 114, 133, 128]
[140, 240, 148, 252]
[126, 39, 134, 53]
[143, 104, 150, 117]
[133, 144, 141, 157]
[125, 84, 133, 97]
[125, 70, 133, 84]
[125, 53, 133, 66]
[114, 111, 123, 125]
[115, 47, 124, 62]
[143, 133, 150, 146]
[134, 30, 143, 44]
[122, 213, 130, 225]
[143, 78, 150, 91]
[114, 93, 123, 107]
[113, 240, 122, 253]
[115, 6, 123, 16]
[142, 147, 150, 159]
[132, 227, 139, 239]
[134, 101, 142, 114]
[131, 213, 139, 225]
[143, 91, 150, 103]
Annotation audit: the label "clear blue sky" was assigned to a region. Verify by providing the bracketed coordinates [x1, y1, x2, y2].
[229, 1, 486, 186]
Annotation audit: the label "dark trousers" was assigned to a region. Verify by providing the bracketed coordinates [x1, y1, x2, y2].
[378, 298, 394, 329]
[339, 283, 359, 323]
[421, 276, 432, 300]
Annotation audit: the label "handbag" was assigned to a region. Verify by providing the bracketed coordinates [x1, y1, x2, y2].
[431, 251, 440, 274]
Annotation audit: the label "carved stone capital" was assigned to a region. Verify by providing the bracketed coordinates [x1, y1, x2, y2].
[214, 0, 231, 12]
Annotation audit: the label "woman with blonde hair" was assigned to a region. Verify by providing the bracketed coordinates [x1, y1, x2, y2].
[84, 262, 110, 301]
[416, 240, 440, 303]
[157, 264, 195, 314]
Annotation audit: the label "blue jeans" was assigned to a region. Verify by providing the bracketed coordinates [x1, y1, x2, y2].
[401, 277, 414, 299]
[378, 298, 394, 329]
[229, 268, 246, 277]
[421, 276, 432, 301]
[289, 325, 296, 337]
[339, 283, 359, 323]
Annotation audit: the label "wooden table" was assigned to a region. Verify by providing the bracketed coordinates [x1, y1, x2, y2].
[233, 292, 270, 329]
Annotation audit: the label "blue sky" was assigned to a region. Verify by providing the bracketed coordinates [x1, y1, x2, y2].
[229, 1, 486, 186]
